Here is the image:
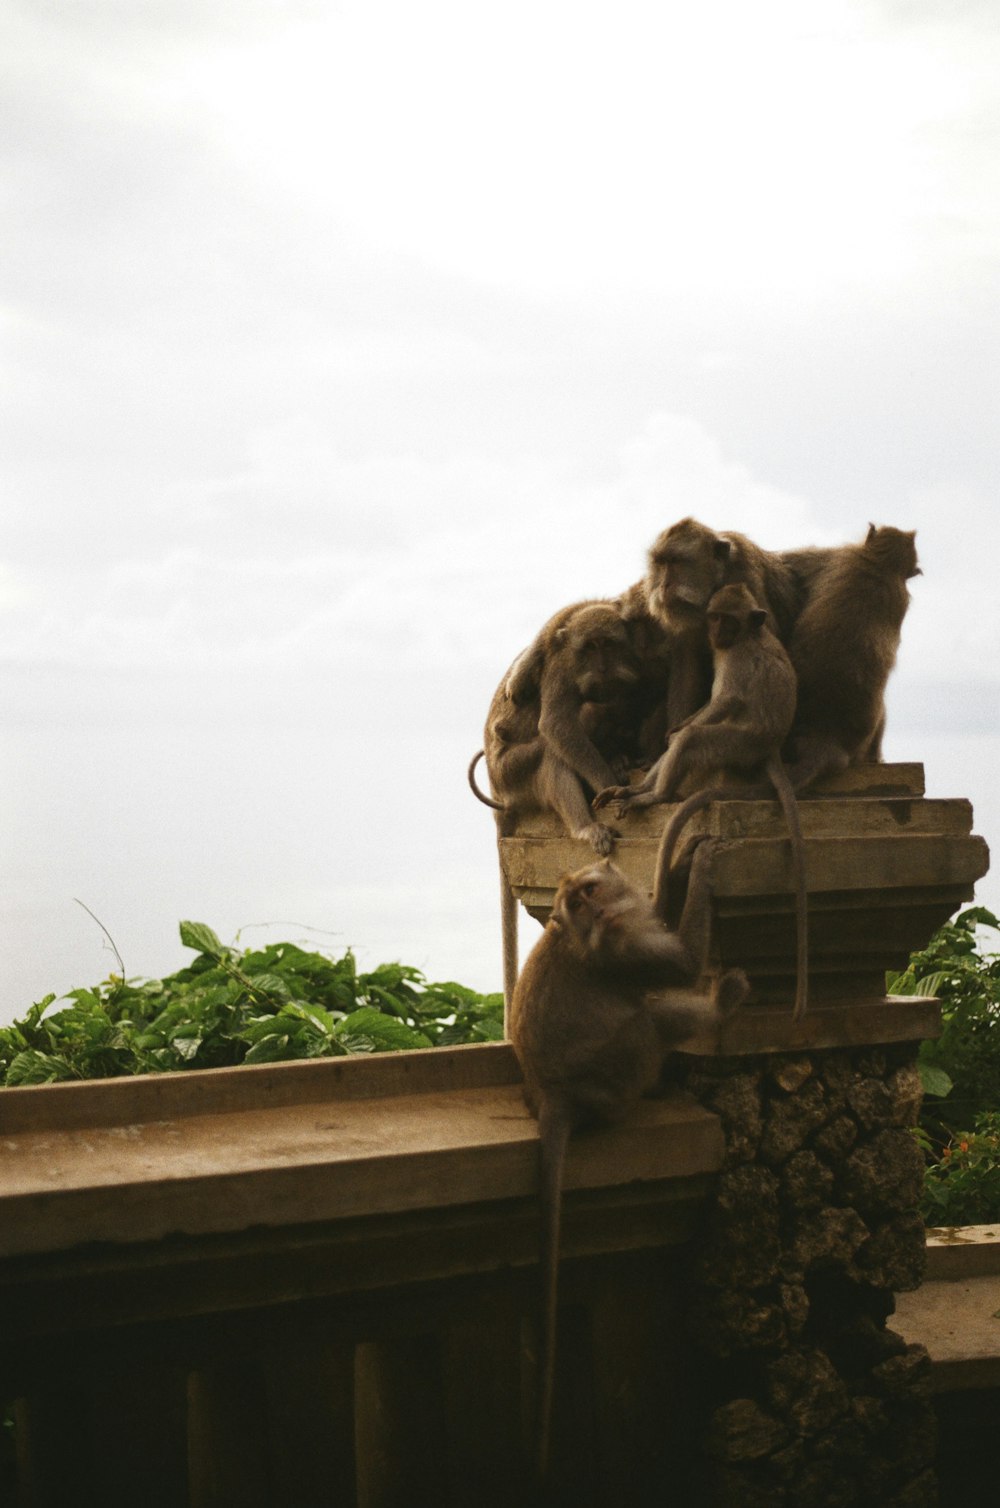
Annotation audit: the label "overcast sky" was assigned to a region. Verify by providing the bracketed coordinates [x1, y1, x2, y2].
[2, 0, 998, 1023]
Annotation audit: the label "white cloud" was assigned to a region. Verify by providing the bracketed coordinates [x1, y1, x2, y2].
[1, 2, 997, 1021]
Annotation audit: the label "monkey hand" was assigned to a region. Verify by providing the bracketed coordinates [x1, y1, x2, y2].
[592, 785, 626, 812]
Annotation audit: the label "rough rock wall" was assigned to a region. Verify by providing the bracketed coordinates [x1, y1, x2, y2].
[674, 1044, 937, 1508]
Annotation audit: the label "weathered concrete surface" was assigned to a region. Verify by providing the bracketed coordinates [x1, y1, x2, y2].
[896, 1230, 1000, 1391]
[895, 1273, 1000, 1392]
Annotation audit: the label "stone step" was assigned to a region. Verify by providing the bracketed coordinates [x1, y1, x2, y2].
[895, 1227, 1000, 1392]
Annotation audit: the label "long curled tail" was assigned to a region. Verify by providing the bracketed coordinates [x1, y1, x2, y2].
[652, 780, 769, 917]
[651, 763, 809, 1018]
[468, 749, 505, 811]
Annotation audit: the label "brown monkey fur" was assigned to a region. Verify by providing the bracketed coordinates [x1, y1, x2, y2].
[509, 836, 748, 1482]
[620, 517, 833, 731]
[596, 582, 808, 1019]
[785, 524, 920, 789]
[471, 600, 670, 1003]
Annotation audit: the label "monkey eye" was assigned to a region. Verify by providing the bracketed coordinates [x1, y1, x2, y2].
[581, 881, 599, 898]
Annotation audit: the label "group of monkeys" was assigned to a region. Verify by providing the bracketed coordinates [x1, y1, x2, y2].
[468, 515, 920, 1481]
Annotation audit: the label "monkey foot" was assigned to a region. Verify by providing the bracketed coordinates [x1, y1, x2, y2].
[577, 822, 620, 856]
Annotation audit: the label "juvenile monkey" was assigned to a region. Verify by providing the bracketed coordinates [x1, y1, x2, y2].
[619, 517, 802, 729]
[785, 525, 920, 788]
[621, 517, 839, 732]
[595, 582, 808, 1019]
[510, 837, 748, 1481]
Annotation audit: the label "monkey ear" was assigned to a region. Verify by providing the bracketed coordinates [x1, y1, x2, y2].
[713, 537, 732, 562]
[749, 608, 767, 631]
[866, 523, 878, 542]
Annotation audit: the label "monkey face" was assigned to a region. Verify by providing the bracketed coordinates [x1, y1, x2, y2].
[645, 519, 731, 624]
[707, 610, 740, 649]
[552, 861, 632, 945]
[706, 583, 767, 648]
[562, 609, 641, 702]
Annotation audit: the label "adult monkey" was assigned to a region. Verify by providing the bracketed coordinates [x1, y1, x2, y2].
[596, 582, 808, 1019]
[468, 599, 668, 1003]
[620, 517, 834, 730]
[785, 525, 920, 787]
[510, 837, 748, 1484]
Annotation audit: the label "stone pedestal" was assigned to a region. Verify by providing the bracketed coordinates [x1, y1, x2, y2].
[500, 763, 989, 1007]
[499, 763, 990, 1505]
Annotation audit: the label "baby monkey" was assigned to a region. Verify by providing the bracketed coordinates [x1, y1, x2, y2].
[510, 838, 747, 1482]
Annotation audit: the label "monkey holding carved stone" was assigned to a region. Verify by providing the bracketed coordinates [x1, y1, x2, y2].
[785, 524, 920, 789]
[509, 836, 748, 1482]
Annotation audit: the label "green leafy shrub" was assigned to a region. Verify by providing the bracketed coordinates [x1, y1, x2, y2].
[888, 906, 1000, 1135]
[918, 1115, 1000, 1227]
[0, 922, 503, 1086]
[889, 906, 1000, 1224]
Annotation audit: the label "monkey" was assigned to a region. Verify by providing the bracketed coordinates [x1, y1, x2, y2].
[502, 598, 607, 707]
[594, 582, 808, 1019]
[784, 525, 920, 789]
[509, 835, 749, 1483]
[617, 518, 801, 730]
[619, 517, 842, 734]
[469, 600, 671, 1005]
[476, 600, 656, 836]
[502, 596, 673, 753]
[595, 584, 797, 810]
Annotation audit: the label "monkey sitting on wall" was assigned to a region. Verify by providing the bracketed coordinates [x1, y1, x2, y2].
[619, 516, 821, 731]
[468, 598, 668, 1004]
[509, 837, 748, 1482]
[595, 583, 798, 813]
[785, 524, 920, 788]
[595, 582, 809, 1019]
[470, 599, 668, 851]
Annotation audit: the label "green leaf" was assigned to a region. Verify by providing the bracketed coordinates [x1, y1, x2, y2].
[335, 1009, 432, 1051]
[179, 921, 227, 959]
[244, 972, 292, 1004]
[243, 1034, 293, 1064]
[172, 1035, 203, 1061]
[335, 1032, 377, 1055]
[919, 1064, 953, 1099]
[5, 1050, 78, 1086]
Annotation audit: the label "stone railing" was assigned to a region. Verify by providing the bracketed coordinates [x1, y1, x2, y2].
[0, 1043, 721, 1508]
[0, 764, 989, 1505]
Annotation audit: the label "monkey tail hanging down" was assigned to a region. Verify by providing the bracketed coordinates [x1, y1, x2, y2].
[651, 750, 808, 1021]
[509, 837, 749, 1484]
[594, 581, 809, 1020]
